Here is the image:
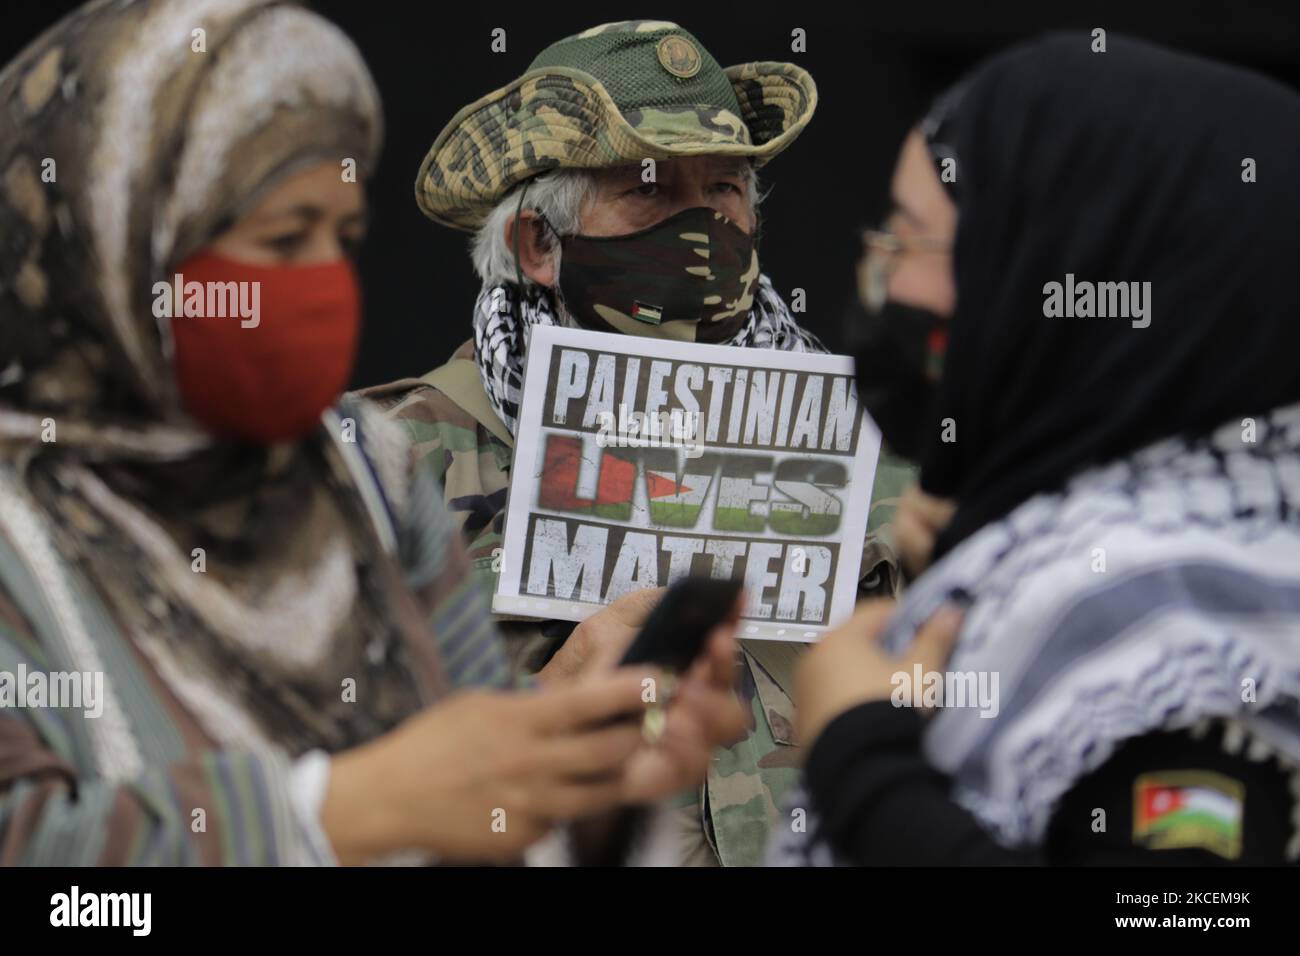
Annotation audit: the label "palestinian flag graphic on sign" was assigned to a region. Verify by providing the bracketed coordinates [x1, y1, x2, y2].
[538, 435, 688, 523]
[1133, 771, 1244, 860]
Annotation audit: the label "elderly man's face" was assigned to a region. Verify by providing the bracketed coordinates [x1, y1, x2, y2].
[510, 155, 755, 288]
[580, 155, 755, 236]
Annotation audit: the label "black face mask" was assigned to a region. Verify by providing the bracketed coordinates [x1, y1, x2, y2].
[847, 298, 948, 463]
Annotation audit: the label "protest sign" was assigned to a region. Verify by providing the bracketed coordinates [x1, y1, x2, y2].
[492, 326, 881, 641]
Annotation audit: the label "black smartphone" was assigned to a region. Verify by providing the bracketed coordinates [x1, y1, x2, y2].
[617, 576, 744, 672]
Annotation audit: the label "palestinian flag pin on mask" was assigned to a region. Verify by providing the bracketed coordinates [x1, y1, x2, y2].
[631, 301, 664, 325]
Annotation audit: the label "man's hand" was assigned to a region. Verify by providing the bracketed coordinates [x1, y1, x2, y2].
[796, 599, 963, 747]
[540, 586, 747, 804]
[537, 588, 664, 684]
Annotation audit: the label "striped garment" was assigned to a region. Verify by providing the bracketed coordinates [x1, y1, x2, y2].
[0, 0, 519, 864]
[0, 400, 512, 865]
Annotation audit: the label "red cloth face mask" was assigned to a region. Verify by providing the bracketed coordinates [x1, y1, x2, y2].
[168, 251, 361, 444]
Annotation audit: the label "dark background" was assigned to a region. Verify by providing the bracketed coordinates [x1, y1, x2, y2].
[5, 1, 1299, 388]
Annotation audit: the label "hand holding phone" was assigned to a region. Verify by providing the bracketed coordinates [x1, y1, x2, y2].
[617, 576, 744, 673]
[572, 576, 743, 866]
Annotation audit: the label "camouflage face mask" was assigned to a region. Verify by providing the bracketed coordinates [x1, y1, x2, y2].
[543, 206, 761, 343]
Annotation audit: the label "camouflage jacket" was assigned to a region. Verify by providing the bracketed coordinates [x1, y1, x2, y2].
[360, 340, 918, 866]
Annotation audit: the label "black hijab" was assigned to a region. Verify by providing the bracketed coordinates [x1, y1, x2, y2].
[917, 33, 1300, 559]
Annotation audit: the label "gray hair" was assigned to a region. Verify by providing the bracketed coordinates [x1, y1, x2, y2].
[470, 162, 764, 289]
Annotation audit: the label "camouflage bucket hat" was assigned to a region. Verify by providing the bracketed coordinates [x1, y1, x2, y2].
[416, 20, 818, 232]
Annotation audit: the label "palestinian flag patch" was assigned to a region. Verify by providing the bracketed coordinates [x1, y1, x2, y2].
[1133, 771, 1244, 860]
[630, 301, 663, 325]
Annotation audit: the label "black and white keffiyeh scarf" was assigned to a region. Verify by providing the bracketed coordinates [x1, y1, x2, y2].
[472, 274, 825, 436]
[767, 402, 1300, 865]
[763, 34, 1300, 866]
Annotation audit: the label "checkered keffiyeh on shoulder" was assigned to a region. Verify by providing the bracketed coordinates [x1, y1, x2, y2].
[472, 274, 827, 436]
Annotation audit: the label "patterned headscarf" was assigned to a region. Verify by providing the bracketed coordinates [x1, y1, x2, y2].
[1, 0, 381, 445]
[0, 0, 441, 758]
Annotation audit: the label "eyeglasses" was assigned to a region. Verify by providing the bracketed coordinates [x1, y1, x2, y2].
[857, 224, 952, 314]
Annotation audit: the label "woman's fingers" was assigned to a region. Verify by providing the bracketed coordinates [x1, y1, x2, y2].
[528, 777, 629, 821]
[904, 484, 957, 529]
[842, 598, 896, 645]
[534, 671, 648, 733]
[897, 485, 957, 576]
[907, 604, 964, 673]
[675, 680, 747, 746]
[537, 721, 644, 778]
[618, 705, 712, 801]
[895, 504, 931, 574]
[697, 626, 740, 689]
